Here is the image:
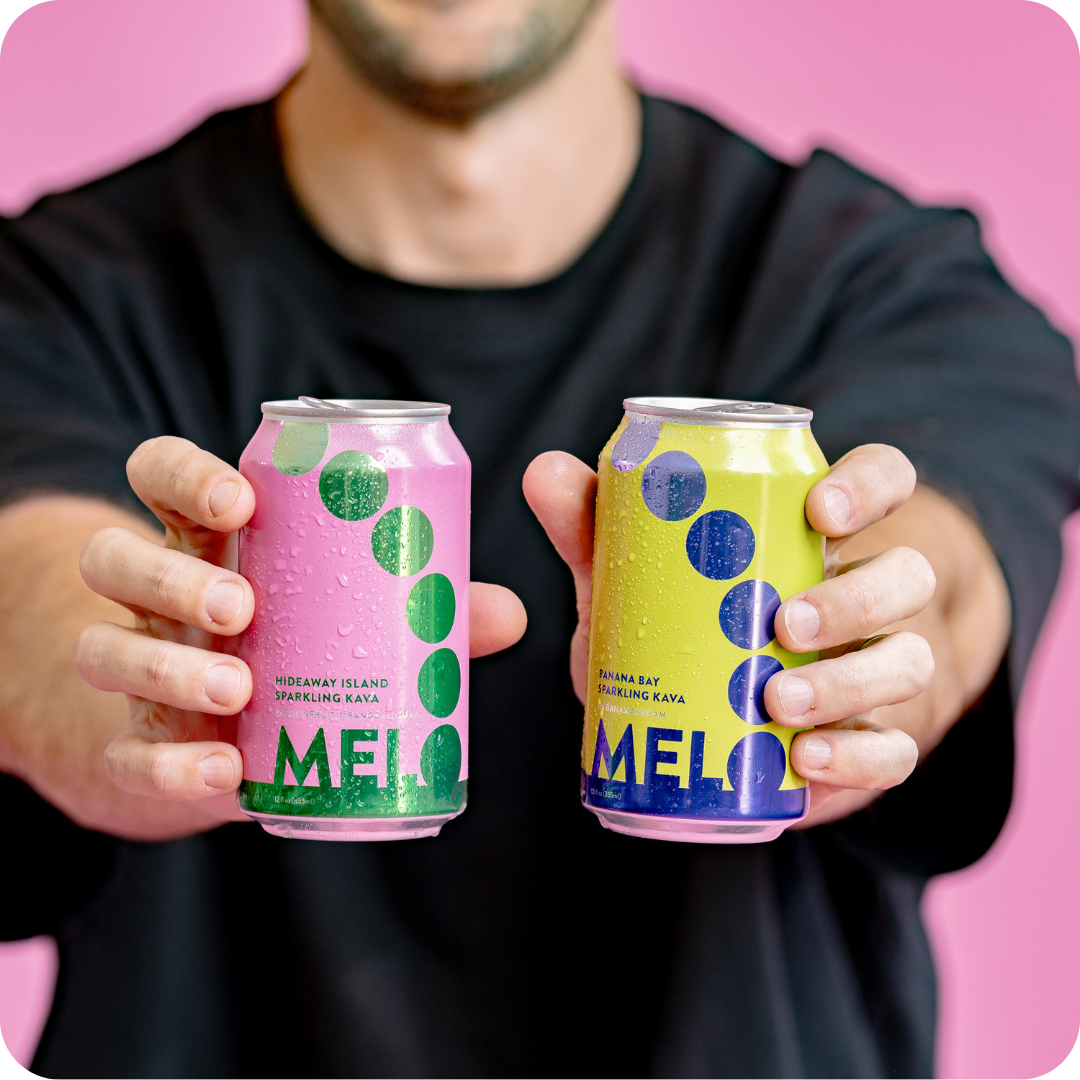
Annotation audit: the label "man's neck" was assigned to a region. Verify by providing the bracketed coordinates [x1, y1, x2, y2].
[276, 5, 640, 287]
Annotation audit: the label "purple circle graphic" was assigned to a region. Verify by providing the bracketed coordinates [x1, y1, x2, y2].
[719, 579, 781, 649]
[728, 655, 784, 725]
[641, 451, 707, 521]
[685, 510, 755, 579]
[727, 731, 787, 796]
[611, 417, 661, 472]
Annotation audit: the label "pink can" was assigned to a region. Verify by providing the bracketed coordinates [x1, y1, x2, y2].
[236, 398, 470, 841]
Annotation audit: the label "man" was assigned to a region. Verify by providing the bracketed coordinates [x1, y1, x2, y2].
[0, 0, 1076, 1075]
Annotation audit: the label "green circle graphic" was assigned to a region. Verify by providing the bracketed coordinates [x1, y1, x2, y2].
[417, 648, 461, 718]
[371, 505, 433, 576]
[406, 574, 456, 643]
[420, 724, 462, 799]
[319, 451, 388, 521]
[272, 422, 329, 476]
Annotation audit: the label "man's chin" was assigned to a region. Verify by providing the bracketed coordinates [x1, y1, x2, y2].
[309, 0, 603, 124]
[346, 65, 560, 126]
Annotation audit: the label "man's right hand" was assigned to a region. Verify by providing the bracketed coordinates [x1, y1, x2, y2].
[72, 436, 526, 835]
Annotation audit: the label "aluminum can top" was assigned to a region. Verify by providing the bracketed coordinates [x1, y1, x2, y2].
[624, 396, 812, 428]
[261, 398, 450, 422]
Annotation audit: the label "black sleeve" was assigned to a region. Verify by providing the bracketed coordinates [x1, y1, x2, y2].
[0, 773, 119, 940]
[721, 150, 1080, 874]
[0, 204, 162, 935]
[0, 178, 219, 513]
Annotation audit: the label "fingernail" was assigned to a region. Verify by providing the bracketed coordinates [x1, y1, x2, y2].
[803, 736, 832, 770]
[204, 664, 241, 706]
[200, 753, 235, 790]
[778, 675, 814, 718]
[209, 480, 240, 518]
[206, 580, 244, 625]
[785, 599, 821, 645]
[823, 484, 853, 528]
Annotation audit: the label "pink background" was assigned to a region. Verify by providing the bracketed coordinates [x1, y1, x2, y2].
[0, 1, 1077, 1076]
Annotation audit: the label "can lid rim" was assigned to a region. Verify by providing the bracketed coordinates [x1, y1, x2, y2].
[624, 396, 812, 426]
[262, 399, 450, 419]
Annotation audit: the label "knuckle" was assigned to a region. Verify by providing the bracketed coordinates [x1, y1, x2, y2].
[146, 743, 176, 798]
[858, 735, 894, 788]
[146, 552, 186, 612]
[141, 642, 176, 695]
[840, 658, 873, 713]
[172, 446, 205, 493]
[73, 622, 127, 689]
[180, 446, 227, 508]
[844, 575, 880, 633]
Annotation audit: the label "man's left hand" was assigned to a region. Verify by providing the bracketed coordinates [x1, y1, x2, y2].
[523, 443, 1010, 827]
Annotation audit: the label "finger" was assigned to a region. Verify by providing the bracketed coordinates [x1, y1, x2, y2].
[522, 451, 596, 592]
[764, 631, 935, 727]
[775, 545, 936, 652]
[74, 621, 252, 713]
[522, 451, 597, 701]
[80, 528, 255, 635]
[806, 444, 916, 537]
[104, 731, 243, 801]
[470, 582, 527, 658]
[127, 436, 256, 541]
[791, 725, 918, 789]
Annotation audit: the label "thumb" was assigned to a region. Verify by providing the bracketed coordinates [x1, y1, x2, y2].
[522, 451, 596, 587]
[523, 451, 596, 701]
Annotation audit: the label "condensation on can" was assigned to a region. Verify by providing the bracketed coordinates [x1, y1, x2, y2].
[582, 397, 830, 844]
[235, 399, 470, 841]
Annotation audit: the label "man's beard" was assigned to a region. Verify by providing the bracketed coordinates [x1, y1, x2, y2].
[308, 0, 603, 125]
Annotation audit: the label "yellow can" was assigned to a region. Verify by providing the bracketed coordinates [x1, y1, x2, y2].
[582, 397, 830, 843]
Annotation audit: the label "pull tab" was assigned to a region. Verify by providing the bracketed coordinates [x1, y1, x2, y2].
[299, 396, 349, 411]
[696, 401, 775, 413]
